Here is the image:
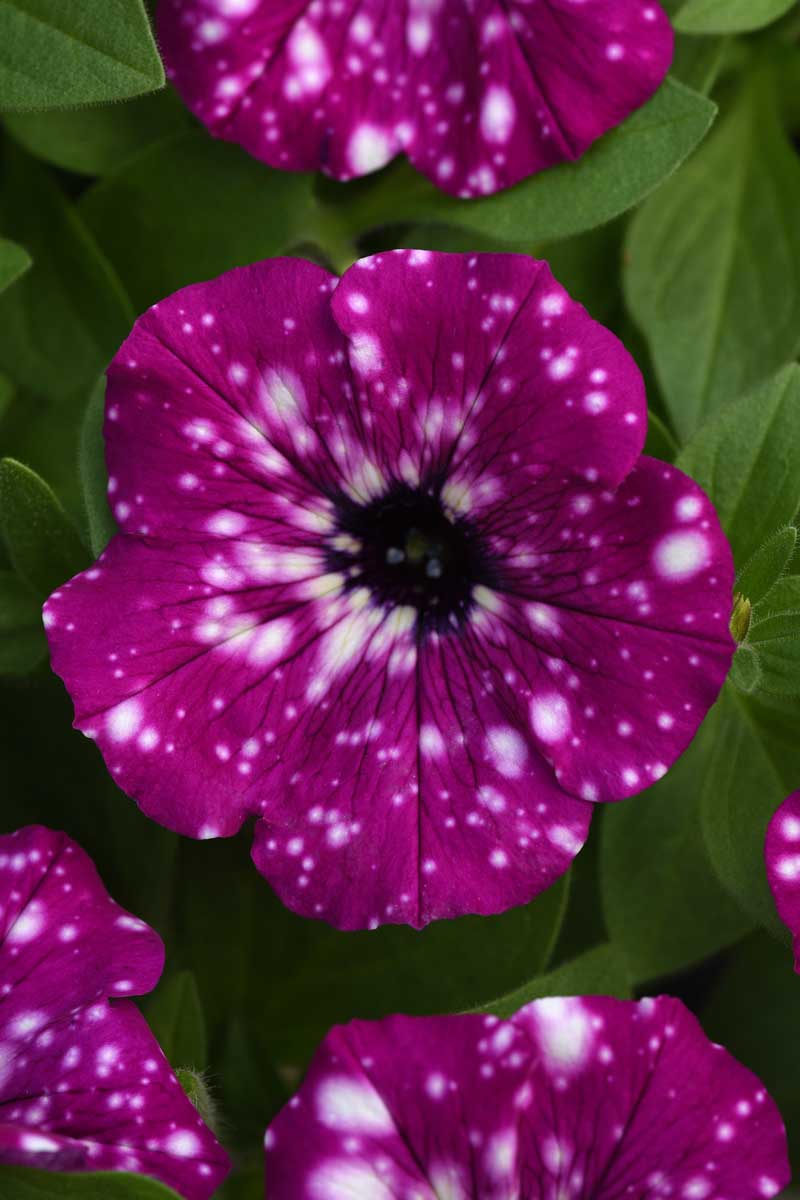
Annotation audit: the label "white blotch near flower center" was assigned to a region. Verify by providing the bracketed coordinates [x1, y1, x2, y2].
[530, 694, 570, 744]
[316, 1076, 394, 1133]
[653, 531, 708, 581]
[526, 602, 560, 635]
[309, 1161, 392, 1200]
[420, 724, 446, 758]
[485, 726, 528, 778]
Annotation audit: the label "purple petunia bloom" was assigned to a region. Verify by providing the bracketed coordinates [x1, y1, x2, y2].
[263, 997, 790, 1199]
[45, 251, 734, 931]
[766, 791, 800, 970]
[0, 825, 229, 1198]
[157, 0, 674, 197]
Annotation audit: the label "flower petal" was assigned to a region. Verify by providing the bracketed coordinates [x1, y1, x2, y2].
[0, 825, 163, 1015]
[332, 251, 647, 492]
[473, 456, 735, 802]
[766, 791, 800, 970]
[0, 1001, 228, 1198]
[0, 827, 229, 1199]
[102, 258, 349, 542]
[158, 1, 673, 196]
[264, 998, 789, 1200]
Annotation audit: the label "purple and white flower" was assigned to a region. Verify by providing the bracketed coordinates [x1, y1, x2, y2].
[263, 997, 790, 1199]
[45, 251, 734, 930]
[0, 825, 229, 1198]
[157, 0, 673, 197]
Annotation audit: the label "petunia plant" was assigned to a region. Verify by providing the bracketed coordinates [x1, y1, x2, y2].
[1, 0, 800, 1198]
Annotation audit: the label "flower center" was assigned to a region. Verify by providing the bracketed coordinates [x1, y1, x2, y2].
[329, 483, 494, 629]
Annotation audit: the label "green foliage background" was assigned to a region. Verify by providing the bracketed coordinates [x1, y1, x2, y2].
[2, 1, 800, 1196]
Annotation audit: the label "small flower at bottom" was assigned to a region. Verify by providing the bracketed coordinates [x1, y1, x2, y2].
[766, 790, 800, 970]
[157, 0, 673, 197]
[263, 997, 789, 1199]
[44, 251, 735, 930]
[0, 826, 229, 1199]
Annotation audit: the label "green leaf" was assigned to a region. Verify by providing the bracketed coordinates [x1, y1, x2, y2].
[476, 944, 632, 1019]
[80, 131, 318, 312]
[0, 1168, 182, 1199]
[144, 969, 207, 1070]
[0, 236, 30, 293]
[79, 377, 117, 556]
[340, 78, 715, 248]
[749, 611, 800, 695]
[174, 833, 569, 1062]
[4, 88, 189, 176]
[675, 0, 798, 35]
[737, 526, 797, 605]
[756, 576, 800, 617]
[676, 365, 800, 566]
[0, 0, 164, 112]
[0, 140, 134, 401]
[219, 1017, 289, 1147]
[625, 77, 800, 441]
[0, 569, 45, 674]
[729, 644, 762, 693]
[601, 728, 753, 981]
[701, 687, 800, 933]
[671, 33, 730, 94]
[0, 458, 89, 598]
[644, 409, 679, 463]
[0, 141, 134, 516]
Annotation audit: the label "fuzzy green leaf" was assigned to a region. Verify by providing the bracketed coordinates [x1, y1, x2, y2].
[475, 944, 632, 1020]
[4, 89, 189, 176]
[0, 1168, 182, 1199]
[79, 377, 117, 556]
[601, 728, 752, 981]
[737, 526, 797, 606]
[625, 78, 800, 440]
[675, 0, 798, 35]
[676, 366, 800, 566]
[0, 458, 89, 598]
[80, 131, 317, 312]
[144, 969, 207, 1071]
[701, 688, 800, 932]
[0, 0, 164, 112]
[0, 236, 30, 293]
[0, 569, 45, 674]
[729, 644, 763, 693]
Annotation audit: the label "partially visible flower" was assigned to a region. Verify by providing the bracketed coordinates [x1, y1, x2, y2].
[157, 0, 673, 197]
[0, 825, 229, 1199]
[45, 251, 734, 931]
[766, 791, 800, 969]
[264, 997, 789, 1199]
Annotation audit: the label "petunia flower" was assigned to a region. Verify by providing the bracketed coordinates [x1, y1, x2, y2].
[263, 996, 790, 1199]
[156, 0, 674, 197]
[0, 825, 229, 1198]
[44, 251, 734, 931]
[766, 790, 800, 970]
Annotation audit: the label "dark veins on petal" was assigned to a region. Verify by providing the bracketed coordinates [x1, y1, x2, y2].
[326, 480, 501, 633]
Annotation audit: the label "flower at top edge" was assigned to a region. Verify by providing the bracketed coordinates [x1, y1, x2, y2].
[0, 825, 229, 1197]
[157, 0, 674, 197]
[766, 790, 800, 970]
[263, 997, 790, 1199]
[44, 251, 734, 931]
